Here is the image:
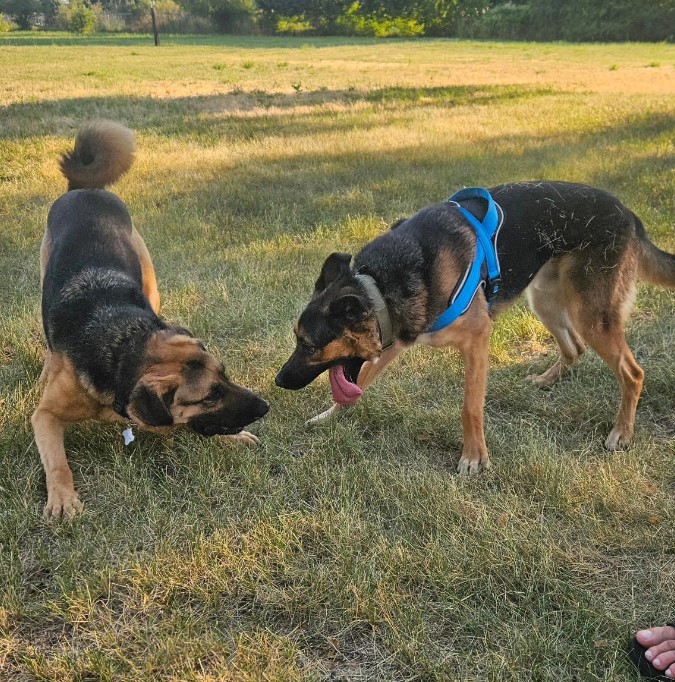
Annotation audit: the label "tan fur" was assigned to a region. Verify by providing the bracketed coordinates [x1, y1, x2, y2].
[638, 243, 675, 288]
[415, 294, 493, 473]
[312, 318, 382, 366]
[129, 334, 227, 426]
[130, 226, 160, 313]
[60, 120, 135, 191]
[32, 353, 122, 519]
[525, 257, 587, 386]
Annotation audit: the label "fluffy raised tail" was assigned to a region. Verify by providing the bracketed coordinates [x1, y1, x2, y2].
[59, 120, 135, 191]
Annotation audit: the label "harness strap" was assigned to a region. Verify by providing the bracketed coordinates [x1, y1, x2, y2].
[355, 273, 394, 350]
[427, 187, 503, 333]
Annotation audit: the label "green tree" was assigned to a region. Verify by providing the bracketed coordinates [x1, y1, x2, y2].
[0, 0, 58, 29]
[179, 0, 256, 31]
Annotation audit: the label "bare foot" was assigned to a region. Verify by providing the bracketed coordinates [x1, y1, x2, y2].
[632, 625, 675, 679]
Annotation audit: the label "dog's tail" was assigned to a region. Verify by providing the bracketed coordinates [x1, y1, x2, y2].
[59, 120, 135, 191]
[635, 214, 675, 289]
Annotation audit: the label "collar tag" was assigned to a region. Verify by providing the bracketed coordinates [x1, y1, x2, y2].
[122, 426, 135, 446]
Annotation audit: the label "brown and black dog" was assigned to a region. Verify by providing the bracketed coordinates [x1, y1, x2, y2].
[276, 182, 675, 473]
[34, 121, 269, 518]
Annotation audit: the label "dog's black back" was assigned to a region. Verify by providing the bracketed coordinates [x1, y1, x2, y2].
[489, 181, 637, 301]
[44, 189, 142, 304]
[43, 189, 164, 398]
[340, 181, 655, 344]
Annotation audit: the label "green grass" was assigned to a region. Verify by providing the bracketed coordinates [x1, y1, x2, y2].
[1, 34, 674, 681]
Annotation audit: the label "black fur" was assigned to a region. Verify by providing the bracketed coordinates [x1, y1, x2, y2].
[43, 189, 168, 409]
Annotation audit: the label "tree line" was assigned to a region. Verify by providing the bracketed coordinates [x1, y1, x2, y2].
[2, 0, 673, 41]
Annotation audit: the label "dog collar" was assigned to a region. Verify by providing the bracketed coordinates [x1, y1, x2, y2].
[427, 187, 503, 333]
[354, 273, 394, 350]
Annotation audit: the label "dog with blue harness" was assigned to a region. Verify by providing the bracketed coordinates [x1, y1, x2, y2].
[276, 181, 675, 473]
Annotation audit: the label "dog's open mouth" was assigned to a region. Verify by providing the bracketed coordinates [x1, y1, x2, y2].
[328, 358, 365, 406]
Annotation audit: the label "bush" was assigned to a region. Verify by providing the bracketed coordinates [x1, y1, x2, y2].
[54, 0, 97, 33]
[96, 10, 126, 32]
[275, 15, 313, 34]
[0, 13, 16, 31]
[71, 4, 96, 33]
[335, 3, 424, 37]
[460, 2, 532, 40]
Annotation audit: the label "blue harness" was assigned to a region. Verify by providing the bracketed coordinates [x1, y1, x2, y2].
[427, 187, 503, 333]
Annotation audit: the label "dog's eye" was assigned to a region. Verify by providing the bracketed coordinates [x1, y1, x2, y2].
[204, 385, 225, 403]
[299, 339, 316, 354]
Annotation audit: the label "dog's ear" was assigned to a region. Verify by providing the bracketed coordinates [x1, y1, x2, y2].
[128, 383, 175, 427]
[329, 294, 369, 324]
[315, 252, 352, 293]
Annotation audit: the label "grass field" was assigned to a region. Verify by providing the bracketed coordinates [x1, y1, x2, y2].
[0, 34, 674, 681]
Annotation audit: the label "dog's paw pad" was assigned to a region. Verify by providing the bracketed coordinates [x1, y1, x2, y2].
[44, 490, 84, 521]
[457, 455, 490, 476]
[604, 427, 632, 451]
[222, 431, 260, 447]
[526, 373, 555, 387]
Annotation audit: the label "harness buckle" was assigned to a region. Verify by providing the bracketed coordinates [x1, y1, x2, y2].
[486, 275, 501, 301]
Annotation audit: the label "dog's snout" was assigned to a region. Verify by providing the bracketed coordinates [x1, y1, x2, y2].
[254, 398, 270, 420]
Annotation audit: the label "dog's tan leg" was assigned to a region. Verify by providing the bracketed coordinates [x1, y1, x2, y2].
[32, 355, 96, 519]
[32, 406, 83, 519]
[456, 321, 492, 475]
[418, 302, 493, 474]
[526, 259, 586, 386]
[583, 325, 644, 450]
[306, 342, 408, 425]
[130, 226, 160, 314]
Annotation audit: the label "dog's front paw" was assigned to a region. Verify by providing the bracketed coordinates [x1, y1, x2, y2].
[221, 431, 260, 447]
[306, 403, 343, 426]
[457, 448, 491, 476]
[604, 425, 633, 451]
[44, 487, 83, 520]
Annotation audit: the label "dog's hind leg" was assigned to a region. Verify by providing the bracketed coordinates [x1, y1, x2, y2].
[576, 282, 643, 450]
[584, 323, 643, 450]
[526, 259, 586, 386]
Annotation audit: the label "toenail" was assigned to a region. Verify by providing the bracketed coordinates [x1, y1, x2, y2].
[653, 658, 661, 667]
[639, 630, 655, 640]
[646, 651, 654, 660]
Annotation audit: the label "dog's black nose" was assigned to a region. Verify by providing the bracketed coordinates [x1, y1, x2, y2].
[254, 399, 270, 420]
[274, 372, 286, 388]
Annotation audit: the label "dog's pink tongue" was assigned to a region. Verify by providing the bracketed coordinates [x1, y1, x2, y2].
[329, 364, 363, 406]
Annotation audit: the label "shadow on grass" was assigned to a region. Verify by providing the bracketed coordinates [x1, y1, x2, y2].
[0, 84, 559, 141]
[123, 105, 675, 253]
[1, 94, 672, 306]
